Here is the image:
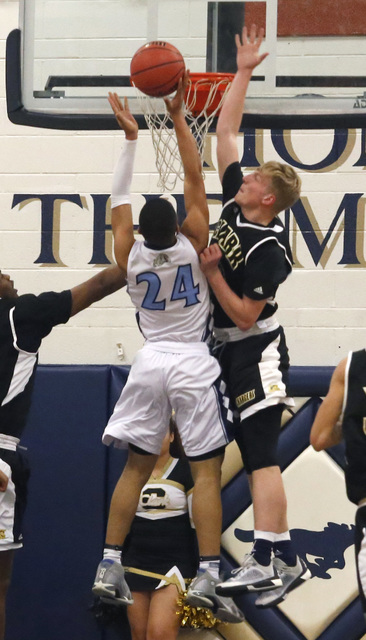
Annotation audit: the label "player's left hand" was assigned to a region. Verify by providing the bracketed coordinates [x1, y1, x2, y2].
[108, 93, 138, 140]
[235, 24, 268, 71]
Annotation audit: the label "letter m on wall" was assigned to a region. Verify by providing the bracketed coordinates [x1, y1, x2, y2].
[290, 194, 365, 267]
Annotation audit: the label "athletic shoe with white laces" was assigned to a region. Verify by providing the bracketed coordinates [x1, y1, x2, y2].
[215, 553, 282, 596]
[255, 556, 311, 608]
[186, 570, 245, 624]
[92, 559, 134, 606]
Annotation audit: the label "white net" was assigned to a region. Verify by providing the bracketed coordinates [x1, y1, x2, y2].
[137, 74, 234, 191]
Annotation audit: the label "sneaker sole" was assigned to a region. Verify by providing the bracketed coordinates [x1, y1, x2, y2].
[216, 576, 282, 596]
[92, 583, 133, 606]
[255, 567, 312, 609]
[185, 593, 216, 609]
[215, 607, 245, 624]
[186, 593, 245, 624]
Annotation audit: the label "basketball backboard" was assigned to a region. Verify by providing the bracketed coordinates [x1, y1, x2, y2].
[6, 0, 366, 129]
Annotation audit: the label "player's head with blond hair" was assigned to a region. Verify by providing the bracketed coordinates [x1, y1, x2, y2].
[259, 161, 301, 214]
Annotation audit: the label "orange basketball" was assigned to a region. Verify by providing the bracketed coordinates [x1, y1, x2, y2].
[130, 41, 185, 98]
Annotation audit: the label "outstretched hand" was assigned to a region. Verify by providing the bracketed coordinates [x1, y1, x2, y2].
[108, 92, 138, 140]
[164, 71, 189, 117]
[235, 24, 268, 71]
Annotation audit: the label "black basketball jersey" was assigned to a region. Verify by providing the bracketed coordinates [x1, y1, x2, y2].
[211, 162, 293, 329]
[342, 349, 366, 504]
[0, 291, 72, 439]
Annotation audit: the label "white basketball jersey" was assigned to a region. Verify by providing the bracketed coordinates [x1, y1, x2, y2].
[127, 233, 211, 343]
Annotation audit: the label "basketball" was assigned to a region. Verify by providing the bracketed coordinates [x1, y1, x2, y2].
[130, 41, 185, 98]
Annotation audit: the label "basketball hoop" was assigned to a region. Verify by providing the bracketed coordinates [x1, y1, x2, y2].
[136, 72, 234, 191]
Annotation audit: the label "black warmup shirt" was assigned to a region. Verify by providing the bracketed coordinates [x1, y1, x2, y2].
[0, 291, 72, 439]
[342, 349, 366, 504]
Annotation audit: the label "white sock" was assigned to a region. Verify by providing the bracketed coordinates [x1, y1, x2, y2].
[199, 558, 220, 579]
[103, 547, 122, 562]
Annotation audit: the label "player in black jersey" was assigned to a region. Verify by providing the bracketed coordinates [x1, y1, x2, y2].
[311, 350, 366, 621]
[197, 25, 310, 607]
[0, 266, 126, 640]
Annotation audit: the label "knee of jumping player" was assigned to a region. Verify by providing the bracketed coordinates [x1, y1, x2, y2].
[123, 444, 158, 484]
[188, 447, 225, 483]
[235, 404, 283, 473]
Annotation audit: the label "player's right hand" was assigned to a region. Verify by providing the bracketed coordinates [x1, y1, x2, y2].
[164, 71, 189, 116]
[108, 93, 138, 140]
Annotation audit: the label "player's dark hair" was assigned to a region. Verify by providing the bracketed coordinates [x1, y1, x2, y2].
[139, 198, 177, 246]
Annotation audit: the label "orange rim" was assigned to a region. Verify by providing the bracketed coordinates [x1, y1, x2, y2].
[185, 72, 234, 116]
[187, 72, 235, 84]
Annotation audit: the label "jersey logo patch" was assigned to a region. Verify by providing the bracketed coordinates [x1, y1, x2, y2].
[153, 253, 171, 267]
[236, 389, 255, 407]
[269, 384, 280, 393]
[0, 530, 6, 539]
[254, 286, 263, 294]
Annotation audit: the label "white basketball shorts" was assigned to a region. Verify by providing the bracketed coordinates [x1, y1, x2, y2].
[103, 341, 230, 458]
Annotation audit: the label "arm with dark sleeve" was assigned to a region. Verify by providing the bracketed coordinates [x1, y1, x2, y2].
[221, 161, 244, 206]
[12, 291, 73, 352]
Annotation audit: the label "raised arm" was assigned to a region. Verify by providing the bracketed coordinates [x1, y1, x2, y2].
[216, 25, 268, 183]
[164, 74, 209, 254]
[310, 358, 346, 451]
[108, 93, 138, 272]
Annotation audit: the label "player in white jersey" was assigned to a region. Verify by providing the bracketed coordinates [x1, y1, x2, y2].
[127, 233, 211, 343]
[92, 76, 244, 624]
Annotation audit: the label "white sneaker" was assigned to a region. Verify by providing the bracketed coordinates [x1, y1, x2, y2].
[215, 553, 282, 596]
[186, 570, 245, 624]
[255, 556, 311, 608]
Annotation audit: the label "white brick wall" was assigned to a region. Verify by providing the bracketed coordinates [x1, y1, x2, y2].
[1, 1, 366, 367]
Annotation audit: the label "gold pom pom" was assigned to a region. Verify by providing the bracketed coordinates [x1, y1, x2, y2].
[176, 591, 224, 629]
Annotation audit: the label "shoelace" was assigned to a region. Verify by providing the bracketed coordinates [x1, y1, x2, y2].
[231, 553, 256, 574]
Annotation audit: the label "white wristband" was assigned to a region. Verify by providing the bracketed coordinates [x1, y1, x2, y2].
[111, 138, 137, 208]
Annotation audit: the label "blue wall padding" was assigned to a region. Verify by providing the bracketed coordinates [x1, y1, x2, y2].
[288, 366, 334, 396]
[315, 597, 366, 640]
[107, 366, 130, 506]
[5, 364, 364, 640]
[6, 365, 130, 640]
